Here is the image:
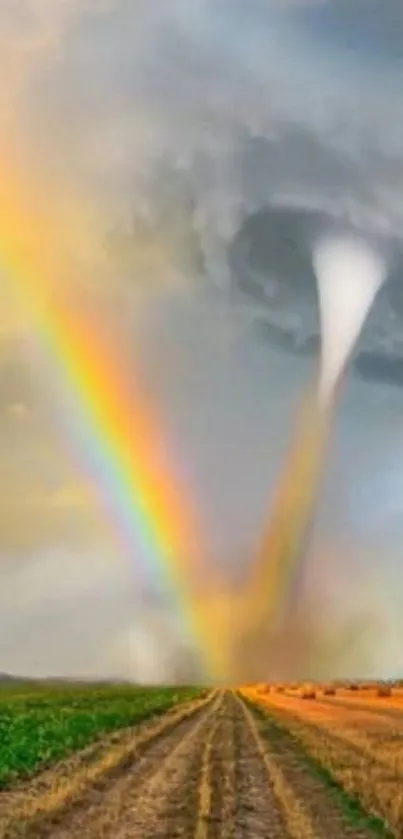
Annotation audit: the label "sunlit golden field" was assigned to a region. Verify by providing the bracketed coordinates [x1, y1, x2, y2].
[243, 680, 403, 836]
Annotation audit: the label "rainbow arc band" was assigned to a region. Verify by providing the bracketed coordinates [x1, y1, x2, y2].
[0, 155, 225, 683]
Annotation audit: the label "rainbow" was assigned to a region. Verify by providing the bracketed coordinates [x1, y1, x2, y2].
[0, 158, 223, 681]
[243, 389, 331, 638]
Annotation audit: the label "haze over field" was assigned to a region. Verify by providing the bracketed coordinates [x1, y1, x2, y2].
[1, 1, 403, 682]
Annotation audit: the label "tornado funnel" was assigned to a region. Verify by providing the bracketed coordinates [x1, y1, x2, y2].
[233, 235, 388, 683]
[313, 236, 387, 405]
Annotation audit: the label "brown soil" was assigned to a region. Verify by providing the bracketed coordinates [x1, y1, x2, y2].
[1, 691, 387, 839]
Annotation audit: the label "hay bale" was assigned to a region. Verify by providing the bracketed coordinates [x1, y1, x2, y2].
[257, 684, 272, 695]
[322, 685, 336, 696]
[299, 685, 316, 699]
[348, 683, 359, 691]
[377, 684, 392, 697]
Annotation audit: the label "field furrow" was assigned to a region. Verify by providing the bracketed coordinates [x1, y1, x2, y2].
[246, 690, 398, 837]
[1, 685, 398, 839]
[0, 691, 214, 839]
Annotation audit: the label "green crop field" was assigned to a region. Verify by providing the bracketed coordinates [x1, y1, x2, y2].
[0, 682, 204, 789]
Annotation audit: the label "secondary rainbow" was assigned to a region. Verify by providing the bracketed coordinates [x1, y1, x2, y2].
[0, 158, 223, 681]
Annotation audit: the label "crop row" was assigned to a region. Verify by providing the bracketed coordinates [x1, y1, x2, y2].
[0, 685, 202, 788]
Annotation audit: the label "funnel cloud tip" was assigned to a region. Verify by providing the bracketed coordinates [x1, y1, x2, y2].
[313, 235, 387, 402]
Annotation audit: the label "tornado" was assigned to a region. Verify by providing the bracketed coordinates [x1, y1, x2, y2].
[313, 235, 387, 405]
[230, 234, 388, 683]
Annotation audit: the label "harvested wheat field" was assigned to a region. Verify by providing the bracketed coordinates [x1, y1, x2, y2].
[1, 682, 400, 839]
[244, 684, 403, 838]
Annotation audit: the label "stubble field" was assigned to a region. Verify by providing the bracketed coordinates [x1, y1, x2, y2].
[1, 680, 403, 838]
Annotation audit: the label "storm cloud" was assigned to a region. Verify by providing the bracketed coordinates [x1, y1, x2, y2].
[1, 0, 403, 680]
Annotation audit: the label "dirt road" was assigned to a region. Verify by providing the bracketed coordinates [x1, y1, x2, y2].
[2, 691, 388, 839]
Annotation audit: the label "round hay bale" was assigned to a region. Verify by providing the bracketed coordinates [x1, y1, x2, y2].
[299, 685, 316, 699]
[377, 684, 392, 697]
[322, 685, 336, 696]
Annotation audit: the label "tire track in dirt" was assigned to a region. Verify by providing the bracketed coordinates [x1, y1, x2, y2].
[0, 692, 216, 839]
[198, 691, 308, 839]
[230, 694, 291, 838]
[3, 690, 391, 839]
[237, 695, 320, 839]
[203, 694, 237, 839]
[194, 704, 224, 839]
[47, 690, 225, 839]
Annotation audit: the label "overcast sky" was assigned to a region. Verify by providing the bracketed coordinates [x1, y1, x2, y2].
[1, 1, 403, 681]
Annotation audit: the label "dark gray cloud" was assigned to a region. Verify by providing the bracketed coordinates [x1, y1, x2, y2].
[288, 1, 403, 63]
[24, 0, 402, 395]
[24, 0, 403, 267]
[229, 202, 403, 386]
